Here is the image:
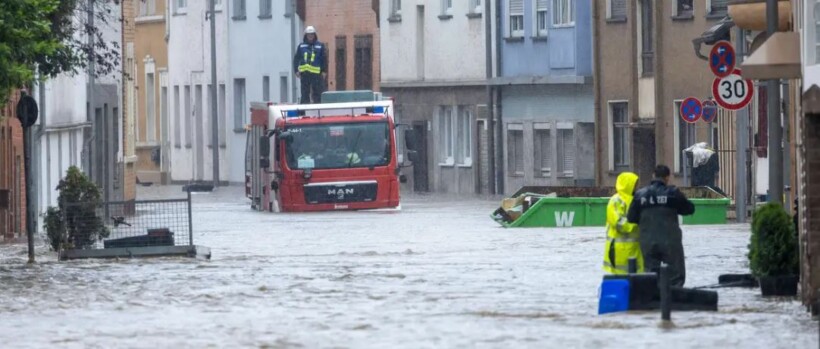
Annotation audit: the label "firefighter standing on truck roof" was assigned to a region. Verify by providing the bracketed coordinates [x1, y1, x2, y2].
[603, 172, 643, 275]
[293, 26, 327, 104]
[627, 165, 695, 287]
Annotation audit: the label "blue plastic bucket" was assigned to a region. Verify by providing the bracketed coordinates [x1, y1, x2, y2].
[598, 278, 630, 314]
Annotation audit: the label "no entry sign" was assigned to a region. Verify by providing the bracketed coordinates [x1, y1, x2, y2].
[712, 69, 754, 111]
[680, 97, 702, 123]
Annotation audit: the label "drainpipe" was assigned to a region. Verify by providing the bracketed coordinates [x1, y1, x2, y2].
[765, 0, 782, 205]
[84, 0, 96, 179]
[591, 0, 602, 186]
[290, 0, 298, 103]
[494, 0, 504, 195]
[484, 0, 495, 195]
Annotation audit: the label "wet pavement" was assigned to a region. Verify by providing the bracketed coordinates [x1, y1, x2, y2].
[0, 186, 817, 348]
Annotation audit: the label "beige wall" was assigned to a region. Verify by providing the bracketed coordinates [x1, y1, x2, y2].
[134, 0, 168, 174]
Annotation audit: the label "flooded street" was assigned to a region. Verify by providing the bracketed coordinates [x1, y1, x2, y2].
[0, 186, 817, 348]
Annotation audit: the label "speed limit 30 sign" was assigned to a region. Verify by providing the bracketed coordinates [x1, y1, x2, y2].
[712, 69, 754, 110]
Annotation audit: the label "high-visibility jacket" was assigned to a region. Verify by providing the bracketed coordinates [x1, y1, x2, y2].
[293, 36, 327, 75]
[603, 172, 643, 274]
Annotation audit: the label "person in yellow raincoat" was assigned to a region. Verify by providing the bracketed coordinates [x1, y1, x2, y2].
[603, 172, 643, 274]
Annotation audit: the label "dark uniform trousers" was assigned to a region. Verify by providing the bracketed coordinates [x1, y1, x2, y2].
[300, 73, 324, 104]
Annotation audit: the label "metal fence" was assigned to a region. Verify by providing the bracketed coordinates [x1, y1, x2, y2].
[59, 192, 193, 250]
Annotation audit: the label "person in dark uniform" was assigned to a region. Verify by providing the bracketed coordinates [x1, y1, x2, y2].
[627, 164, 695, 287]
[293, 26, 327, 104]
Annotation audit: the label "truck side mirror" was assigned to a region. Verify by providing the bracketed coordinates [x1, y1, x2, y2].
[404, 129, 418, 151]
[259, 136, 270, 168]
[407, 150, 419, 163]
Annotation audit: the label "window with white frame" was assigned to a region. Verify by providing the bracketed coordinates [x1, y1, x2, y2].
[509, 0, 524, 37]
[456, 107, 473, 166]
[175, 0, 187, 14]
[815, 1, 820, 63]
[391, 0, 401, 16]
[441, 0, 452, 15]
[610, 102, 629, 168]
[675, 0, 693, 17]
[233, 78, 246, 130]
[139, 0, 156, 16]
[556, 124, 575, 176]
[709, 0, 728, 15]
[259, 0, 272, 17]
[145, 72, 156, 142]
[534, 124, 551, 177]
[553, 0, 574, 26]
[608, 0, 626, 20]
[233, 0, 246, 19]
[438, 106, 454, 165]
[184, 85, 192, 147]
[508, 125, 524, 176]
[173, 85, 180, 147]
[218, 84, 226, 146]
[535, 0, 549, 36]
[470, 0, 482, 14]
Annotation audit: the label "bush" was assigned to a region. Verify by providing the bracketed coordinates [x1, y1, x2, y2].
[748, 202, 799, 277]
[43, 166, 109, 250]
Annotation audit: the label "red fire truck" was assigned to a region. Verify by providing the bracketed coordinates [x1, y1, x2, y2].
[245, 94, 403, 212]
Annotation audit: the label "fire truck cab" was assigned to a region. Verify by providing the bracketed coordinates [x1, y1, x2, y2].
[245, 92, 403, 212]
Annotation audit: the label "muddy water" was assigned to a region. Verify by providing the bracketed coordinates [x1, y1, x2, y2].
[0, 187, 816, 348]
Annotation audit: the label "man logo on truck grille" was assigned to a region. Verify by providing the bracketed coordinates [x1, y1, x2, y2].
[328, 188, 354, 199]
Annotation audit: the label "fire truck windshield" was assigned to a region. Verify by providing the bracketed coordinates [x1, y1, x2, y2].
[284, 122, 391, 170]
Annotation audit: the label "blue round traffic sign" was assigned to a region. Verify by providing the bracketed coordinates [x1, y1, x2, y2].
[710, 41, 735, 78]
[702, 100, 717, 123]
[680, 97, 702, 123]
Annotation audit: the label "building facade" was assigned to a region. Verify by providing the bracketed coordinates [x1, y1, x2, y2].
[304, 0, 380, 92]
[0, 93, 25, 241]
[593, 0, 735, 189]
[380, 0, 489, 194]
[227, 0, 299, 183]
[496, 0, 594, 194]
[133, 0, 170, 185]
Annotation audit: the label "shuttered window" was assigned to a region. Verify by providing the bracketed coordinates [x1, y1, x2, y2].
[535, 0, 549, 36]
[534, 127, 551, 177]
[509, 0, 524, 37]
[508, 126, 524, 176]
[609, 0, 626, 19]
[557, 127, 574, 176]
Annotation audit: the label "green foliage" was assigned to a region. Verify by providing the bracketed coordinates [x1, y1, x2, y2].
[43, 166, 109, 250]
[0, 0, 122, 104]
[748, 202, 799, 277]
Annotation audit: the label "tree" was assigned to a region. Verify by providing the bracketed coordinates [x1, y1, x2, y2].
[0, 0, 122, 105]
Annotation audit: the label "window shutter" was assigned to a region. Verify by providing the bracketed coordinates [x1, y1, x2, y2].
[515, 132, 524, 173]
[611, 0, 626, 18]
[560, 129, 574, 174]
[510, 0, 523, 15]
[540, 131, 551, 171]
[536, 0, 549, 10]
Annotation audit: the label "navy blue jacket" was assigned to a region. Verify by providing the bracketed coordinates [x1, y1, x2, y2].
[293, 34, 327, 74]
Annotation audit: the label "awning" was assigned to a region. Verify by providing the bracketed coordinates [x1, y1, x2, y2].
[802, 85, 820, 115]
[739, 31, 801, 80]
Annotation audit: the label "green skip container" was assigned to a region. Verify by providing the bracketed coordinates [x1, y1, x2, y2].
[491, 186, 730, 228]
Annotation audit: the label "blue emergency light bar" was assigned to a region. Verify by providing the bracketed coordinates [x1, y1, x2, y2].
[285, 110, 303, 117]
[368, 106, 386, 114]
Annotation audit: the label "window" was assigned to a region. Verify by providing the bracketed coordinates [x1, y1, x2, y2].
[509, 0, 524, 37]
[233, 0, 246, 19]
[816, 2, 820, 64]
[259, 0, 272, 18]
[441, 0, 452, 15]
[160, 85, 168, 150]
[534, 125, 552, 177]
[470, 0, 482, 14]
[174, 85, 180, 147]
[175, 0, 187, 14]
[335, 36, 347, 91]
[184, 85, 191, 147]
[507, 125, 524, 176]
[233, 78, 246, 130]
[610, 102, 629, 168]
[640, 0, 654, 76]
[391, 0, 402, 16]
[139, 0, 156, 16]
[709, 0, 727, 15]
[553, 0, 574, 26]
[262, 76, 270, 101]
[354, 35, 373, 90]
[438, 107, 454, 165]
[218, 84, 226, 147]
[608, 0, 626, 20]
[146, 72, 156, 142]
[279, 76, 288, 103]
[206, 84, 212, 147]
[556, 125, 575, 176]
[535, 0, 549, 36]
[456, 107, 473, 166]
[676, 0, 693, 17]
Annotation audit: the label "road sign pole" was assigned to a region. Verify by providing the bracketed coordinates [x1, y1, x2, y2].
[766, 0, 783, 206]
